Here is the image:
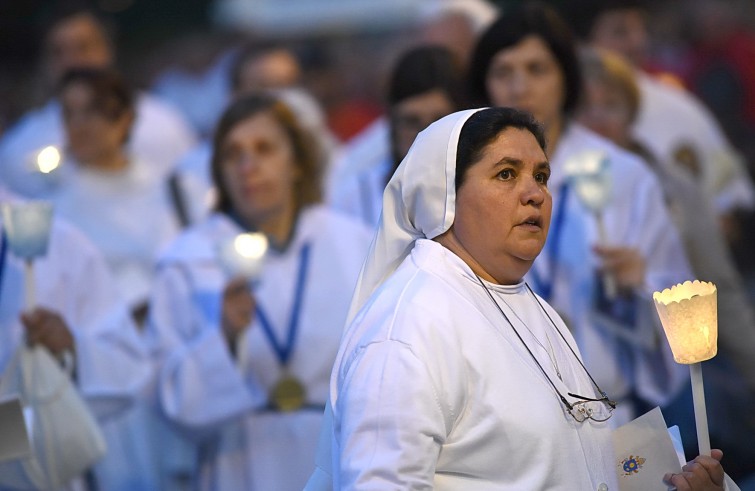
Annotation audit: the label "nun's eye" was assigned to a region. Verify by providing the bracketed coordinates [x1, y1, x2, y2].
[497, 169, 514, 180]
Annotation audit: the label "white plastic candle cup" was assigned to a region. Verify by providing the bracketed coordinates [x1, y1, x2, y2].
[565, 150, 612, 213]
[1, 201, 54, 260]
[653, 280, 718, 364]
[217, 232, 269, 282]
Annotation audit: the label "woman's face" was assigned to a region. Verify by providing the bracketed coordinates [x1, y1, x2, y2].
[576, 78, 633, 146]
[391, 89, 456, 164]
[485, 36, 565, 131]
[219, 111, 300, 226]
[452, 127, 552, 284]
[61, 81, 131, 165]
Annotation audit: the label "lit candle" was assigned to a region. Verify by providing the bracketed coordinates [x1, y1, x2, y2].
[653, 280, 718, 456]
[217, 232, 269, 281]
[653, 280, 717, 364]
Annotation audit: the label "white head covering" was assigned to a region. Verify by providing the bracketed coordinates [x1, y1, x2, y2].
[303, 107, 485, 491]
[347, 107, 485, 321]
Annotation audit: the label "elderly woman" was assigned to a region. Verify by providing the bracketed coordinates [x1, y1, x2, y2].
[467, 2, 693, 425]
[309, 107, 732, 489]
[148, 93, 372, 490]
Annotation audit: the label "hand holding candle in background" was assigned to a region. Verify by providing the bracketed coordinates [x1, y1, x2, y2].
[217, 232, 269, 358]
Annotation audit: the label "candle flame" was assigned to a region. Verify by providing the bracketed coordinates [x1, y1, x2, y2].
[36, 146, 61, 174]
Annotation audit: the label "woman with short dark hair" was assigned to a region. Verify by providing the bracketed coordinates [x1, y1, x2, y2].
[467, 1, 693, 426]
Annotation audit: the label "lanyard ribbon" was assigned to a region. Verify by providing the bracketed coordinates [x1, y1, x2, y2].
[254, 243, 311, 366]
[529, 183, 570, 301]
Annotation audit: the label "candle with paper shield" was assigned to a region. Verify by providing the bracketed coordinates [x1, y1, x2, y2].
[653, 280, 718, 456]
[564, 149, 616, 297]
[217, 232, 269, 281]
[1, 201, 55, 308]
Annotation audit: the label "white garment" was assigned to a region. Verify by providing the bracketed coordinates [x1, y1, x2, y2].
[49, 158, 182, 309]
[308, 109, 626, 490]
[0, 189, 152, 490]
[333, 239, 617, 490]
[326, 117, 390, 227]
[171, 140, 215, 226]
[529, 123, 692, 424]
[149, 205, 372, 491]
[0, 93, 197, 198]
[633, 72, 755, 214]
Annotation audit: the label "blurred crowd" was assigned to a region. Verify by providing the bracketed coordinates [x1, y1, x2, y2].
[0, 0, 754, 490]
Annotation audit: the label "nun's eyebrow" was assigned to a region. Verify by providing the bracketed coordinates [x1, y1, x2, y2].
[493, 157, 524, 168]
[492, 157, 550, 169]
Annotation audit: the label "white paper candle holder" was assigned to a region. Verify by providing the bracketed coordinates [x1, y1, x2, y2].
[216, 232, 269, 282]
[653, 280, 718, 457]
[653, 280, 717, 364]
[1, 201, 54, 260]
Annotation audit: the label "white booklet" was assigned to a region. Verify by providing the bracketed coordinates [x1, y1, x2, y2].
[0, 395, 32, 462]
[612, 406, 683, 490]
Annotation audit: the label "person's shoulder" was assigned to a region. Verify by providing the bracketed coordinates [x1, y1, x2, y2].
[332, 117, 390, 178]
[135, 92, 196, 132]
[0, 102, 59, 150]
[156, 214, 222, 264]
[568, 123, 654, 175]
[300, 204, 374, 241]
[638, 72, 720, 124]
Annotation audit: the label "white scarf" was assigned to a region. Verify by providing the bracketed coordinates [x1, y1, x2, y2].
[346, 108, 484, 322]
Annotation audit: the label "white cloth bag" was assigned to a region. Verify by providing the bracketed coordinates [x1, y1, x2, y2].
[0, 345, 107, 490]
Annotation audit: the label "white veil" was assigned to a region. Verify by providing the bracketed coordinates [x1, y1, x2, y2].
[305, 108, 484, 490]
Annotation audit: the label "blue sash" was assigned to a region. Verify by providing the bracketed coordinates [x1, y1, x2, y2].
[529, 184, 570, 301]
[255, 243, 311, 366]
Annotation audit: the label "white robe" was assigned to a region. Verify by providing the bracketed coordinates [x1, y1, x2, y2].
[326, 117, 389, 228]
[528, 123, 692, 425]
[149, 205, 372, 491]
[49, 157, 182, 309]
[0, 194, 152, 490]
[332, 239, 618, 490]
[633, 72, 755, 214]
[0, 93, 197, 198]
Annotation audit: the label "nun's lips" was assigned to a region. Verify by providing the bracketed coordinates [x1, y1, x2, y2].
[517, 214, 543, 229]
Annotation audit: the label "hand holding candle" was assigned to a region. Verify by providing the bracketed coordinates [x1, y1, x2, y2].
[216, 232, 269, 364]
[653, 280, 718, 456]
[217, 232, 269, 282]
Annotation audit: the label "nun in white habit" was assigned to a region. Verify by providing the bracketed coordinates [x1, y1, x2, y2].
[306, 107, 730, 490]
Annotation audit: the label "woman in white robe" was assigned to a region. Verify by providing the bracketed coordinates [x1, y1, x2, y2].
[0, 187, 152, 491]
[148, 93, 372, 491]
[314, 107, 729, 490]
[50, 68, 182, 318]
[467, 3, 692, 425]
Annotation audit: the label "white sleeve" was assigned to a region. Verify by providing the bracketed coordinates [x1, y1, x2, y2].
[50, 223, 152, 420]
[148, 264, 264, 431]
[334, 340, 446, 490]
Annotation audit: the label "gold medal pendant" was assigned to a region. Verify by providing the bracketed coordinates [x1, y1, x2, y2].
[270, 374, 306, 412]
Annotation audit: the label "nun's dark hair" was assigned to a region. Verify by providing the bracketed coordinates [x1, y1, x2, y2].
[468, 1, 582, 118]
[456, 107, 546, 190]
